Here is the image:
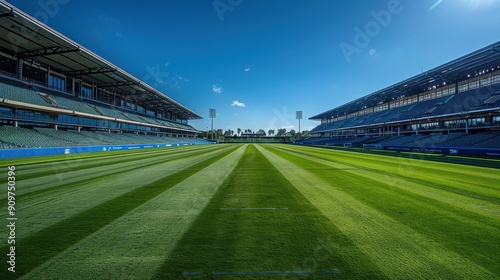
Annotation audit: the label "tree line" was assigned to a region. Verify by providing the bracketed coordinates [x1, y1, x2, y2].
[199, 128, 310, 139]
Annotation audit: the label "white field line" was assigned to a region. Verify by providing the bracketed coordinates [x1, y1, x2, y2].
[219, 207, 289, 211]
[10, 145, 234, 240]
[183, 269, 340, 277]
[255, 144, 496, 279]
[21, 144, 248, 280]
[273, 145, 500, 219]
[227, 193, 282, 196]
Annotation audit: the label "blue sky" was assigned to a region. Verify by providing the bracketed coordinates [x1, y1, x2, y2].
[8, 0, 500, 133]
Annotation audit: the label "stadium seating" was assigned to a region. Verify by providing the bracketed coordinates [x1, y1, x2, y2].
[472, 132, 500, 148]
[0, 82, 52, 107]
[0, 77, 198, 135]
[0, 126, 74, 147]
[49, 94, 100, 115]
[0, 125, 209, 148]
[312, 84, 500, 136]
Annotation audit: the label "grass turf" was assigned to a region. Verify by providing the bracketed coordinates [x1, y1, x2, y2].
[22, 145, 249, 279]
[1, 144, 238, 279]
[258, 144, 500, 278]
[0, 143, 498, 279]
[155, 144, 383, 279]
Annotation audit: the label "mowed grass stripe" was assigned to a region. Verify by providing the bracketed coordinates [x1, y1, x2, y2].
[0, 143, 217, 200]
[0, 144, 239, 279]
[259, 144, 498, 279]
[155, 144, 384, 279]
[0, 145, 211, 182]
[287, 145, 500, 199]
[273, 145, 500, 221]
[266, 145, 500, 274]
[309, 145, 500, 169]
[6, 145, 234, 240]
[21, 145, 248, 280]
[0, 146, 167, 167]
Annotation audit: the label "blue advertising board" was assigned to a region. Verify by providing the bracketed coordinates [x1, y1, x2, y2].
[0, 142, 213, 159]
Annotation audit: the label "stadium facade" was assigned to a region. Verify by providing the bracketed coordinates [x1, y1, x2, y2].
[0, 1, 204, 152]
[303, 41, 500, 155]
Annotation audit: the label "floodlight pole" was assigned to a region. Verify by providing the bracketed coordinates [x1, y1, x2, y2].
[209, 109, 216, 140]
[296, 111, 302, 136]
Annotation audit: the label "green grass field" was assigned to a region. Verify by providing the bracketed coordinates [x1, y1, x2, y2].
[0, 144, 499, 279]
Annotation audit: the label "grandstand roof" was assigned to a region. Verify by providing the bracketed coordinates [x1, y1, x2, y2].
[0, 1, 201, 120]
[310, 41, 500, 120]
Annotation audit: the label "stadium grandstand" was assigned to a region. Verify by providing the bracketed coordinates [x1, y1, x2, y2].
[299, 41, 500, 157]
[0, 1, 210, 157]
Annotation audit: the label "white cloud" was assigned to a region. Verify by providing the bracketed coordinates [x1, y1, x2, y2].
[212, 84, 223, 93]
[231, 100, 246, 107]
[244, 67, 251, 72]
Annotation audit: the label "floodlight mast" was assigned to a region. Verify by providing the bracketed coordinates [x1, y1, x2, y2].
[296, 111, 302, 134]
[209, 108, 216, 140]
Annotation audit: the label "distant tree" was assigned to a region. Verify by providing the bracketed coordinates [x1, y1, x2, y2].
[212, 128, 223, 139]
[258, 129, 266, 136]
[268, 129, 275, 136]
[237, 128, 241, 136]
[276, 128, 287, 136]
[301, 130, 311, 139]
[289, 129, 296, 137]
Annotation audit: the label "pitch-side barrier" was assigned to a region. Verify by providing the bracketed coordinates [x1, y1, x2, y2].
[0, 142, 214, 159]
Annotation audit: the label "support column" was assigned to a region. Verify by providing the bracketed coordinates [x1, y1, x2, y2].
[47, 67, 51, 88]
[17, 59, 23, 79]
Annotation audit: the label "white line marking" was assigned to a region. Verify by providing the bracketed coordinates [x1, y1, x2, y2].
[219, 207, 289, 211]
